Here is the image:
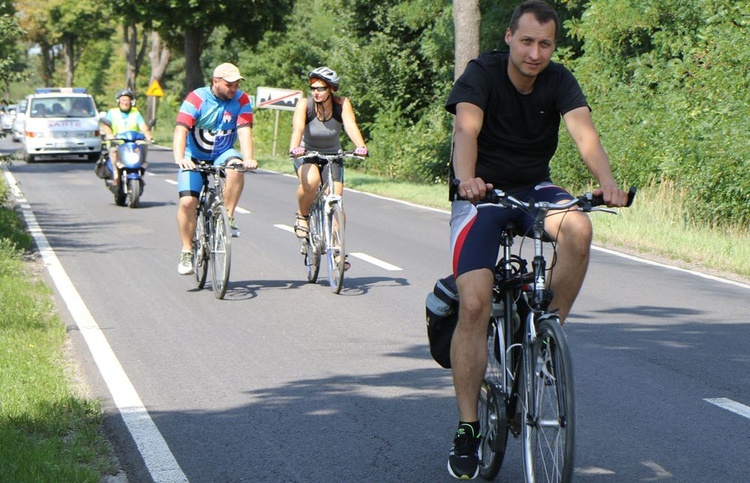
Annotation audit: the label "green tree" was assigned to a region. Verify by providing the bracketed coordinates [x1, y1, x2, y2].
[48, 0, 111, 86]
[0, 9, 27, 102]
[144, 0, 293, 94]
[558, 0, 750, 226]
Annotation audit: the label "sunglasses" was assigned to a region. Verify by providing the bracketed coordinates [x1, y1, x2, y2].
[310, 86, 328, 92]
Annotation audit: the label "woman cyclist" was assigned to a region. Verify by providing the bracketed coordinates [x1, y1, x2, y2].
[289, 66, 368, 270]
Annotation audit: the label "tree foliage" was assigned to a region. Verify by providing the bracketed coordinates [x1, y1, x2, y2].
[555, 0, 750, 227]
[0, 7, 26, 101]
[6, 0, 749, 228]
[142, 0, 293, 94]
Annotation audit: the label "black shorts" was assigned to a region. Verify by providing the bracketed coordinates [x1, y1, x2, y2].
[292, 156, 344, 184]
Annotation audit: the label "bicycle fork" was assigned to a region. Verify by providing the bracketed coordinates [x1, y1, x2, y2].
[322, 194, 342, 251]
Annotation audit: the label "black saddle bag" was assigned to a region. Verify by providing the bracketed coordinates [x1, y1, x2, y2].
[425, 274, 459, 369]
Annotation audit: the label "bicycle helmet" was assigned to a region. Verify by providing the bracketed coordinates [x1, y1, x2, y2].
[115, 89, 134, 101]
[308, 66, 339, 91]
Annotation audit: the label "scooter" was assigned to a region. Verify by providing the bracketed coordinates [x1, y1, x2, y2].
[102, 130, 150, 208]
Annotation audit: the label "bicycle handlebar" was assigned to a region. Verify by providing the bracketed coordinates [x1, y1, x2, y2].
[188, 160, 248, 173]
[291, 150, 366, 162]
[458, 185, 637, 212]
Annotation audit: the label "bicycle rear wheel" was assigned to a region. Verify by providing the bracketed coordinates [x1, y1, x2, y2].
[305, 208, 321, 283]
[193, 207, 208, 288]
[522, 316, 575, 483]
[478, 321, 509, 480]
[326, 202, 345, 294]
[210, 204, 232, 299]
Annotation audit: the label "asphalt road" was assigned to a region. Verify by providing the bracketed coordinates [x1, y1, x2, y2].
[3, 137, 749, 482]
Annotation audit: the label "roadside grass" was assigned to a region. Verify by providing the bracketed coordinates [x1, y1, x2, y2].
[261, 157, 750, 281]
[0, 180, 115, 481]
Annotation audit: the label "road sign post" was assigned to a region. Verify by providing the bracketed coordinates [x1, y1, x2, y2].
[145, 79, 165, 128]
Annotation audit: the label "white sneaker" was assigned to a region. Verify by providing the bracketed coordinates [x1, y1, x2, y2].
[178, 251, 194, 275]
[229, 217, 240, 238]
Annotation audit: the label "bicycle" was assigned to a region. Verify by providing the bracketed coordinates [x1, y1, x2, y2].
[474, 187, 636, 482]
[190, 161, 246, 299]
[295, 150, 364, 294]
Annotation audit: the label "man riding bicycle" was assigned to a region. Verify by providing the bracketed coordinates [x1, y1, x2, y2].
[174, 62, 257, 275]
[444, 1, 629, 479]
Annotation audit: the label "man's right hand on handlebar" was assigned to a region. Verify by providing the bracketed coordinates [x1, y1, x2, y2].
[455, 177, 494, 203]
[176, 157, 196, 170]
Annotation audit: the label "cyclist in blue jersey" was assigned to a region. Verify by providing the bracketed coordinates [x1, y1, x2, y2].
[174, 62, 257, 275]
[101, 89, 154, 189]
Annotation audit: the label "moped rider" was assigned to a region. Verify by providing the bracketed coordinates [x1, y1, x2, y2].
[101, 89, 154, 190]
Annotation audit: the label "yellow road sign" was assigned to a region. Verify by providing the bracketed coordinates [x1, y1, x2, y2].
[146, 80, 164, 97]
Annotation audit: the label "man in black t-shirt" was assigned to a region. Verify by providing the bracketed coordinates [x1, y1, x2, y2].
[444, 1, 629, 479]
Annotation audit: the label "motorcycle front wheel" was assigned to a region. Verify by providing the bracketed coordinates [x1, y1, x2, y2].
[127, 178, 140, 208]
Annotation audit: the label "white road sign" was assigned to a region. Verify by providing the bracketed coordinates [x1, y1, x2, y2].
[255, 87, 303, 111]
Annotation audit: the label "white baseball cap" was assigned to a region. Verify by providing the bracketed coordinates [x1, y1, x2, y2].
[212, 63, 244, 82]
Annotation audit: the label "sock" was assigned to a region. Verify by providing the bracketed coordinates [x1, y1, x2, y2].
[458, 420, 480, 438]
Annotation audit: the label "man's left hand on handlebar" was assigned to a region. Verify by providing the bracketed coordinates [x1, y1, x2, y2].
[242, 158, 258, 171]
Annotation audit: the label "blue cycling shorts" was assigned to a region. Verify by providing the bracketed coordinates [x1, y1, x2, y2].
[178, 149, 242, 198]
[450, 182, 573, 278]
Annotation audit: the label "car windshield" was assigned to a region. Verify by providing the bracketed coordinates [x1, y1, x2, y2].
[29, 97, 95, 118]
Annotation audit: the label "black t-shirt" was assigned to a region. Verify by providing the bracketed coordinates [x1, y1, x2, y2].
[446, 51, 589, 191]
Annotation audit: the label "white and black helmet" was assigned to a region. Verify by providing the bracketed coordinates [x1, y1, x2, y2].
[308, 66, 339, 91]
[115, 89, 135, 101]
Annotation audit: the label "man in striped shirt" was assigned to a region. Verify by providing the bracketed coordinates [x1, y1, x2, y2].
[173, 62, 257, 275]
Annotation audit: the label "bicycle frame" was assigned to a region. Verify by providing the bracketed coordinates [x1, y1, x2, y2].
[479, 187, 635, 482]
[308, 161, 340, 252]
[191, 162, 242, 299]
[297, 150, 364, 293]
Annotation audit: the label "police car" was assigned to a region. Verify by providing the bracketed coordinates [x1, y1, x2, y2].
[22, 88, 101, 163]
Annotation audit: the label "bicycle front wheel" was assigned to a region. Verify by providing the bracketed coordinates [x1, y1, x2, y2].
[305, 208, 321, 283]
[522, 316, 575, 483]
[210, 204, 232, 299]
[193, 207, 208, 289]
[326, 202, 345, 294]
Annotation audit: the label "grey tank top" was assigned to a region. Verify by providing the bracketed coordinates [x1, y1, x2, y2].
[302, 95, 344, 153]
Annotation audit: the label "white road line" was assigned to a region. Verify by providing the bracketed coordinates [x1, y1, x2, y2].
[3, 168, 188, 483]
[275, 224, 294, 233]
[349, 252, 402, 271]
[705, 398, 750, 420]
[593, 246, 750, 290]
[162, 179, 250, 213]
[273, 225, 402, 270]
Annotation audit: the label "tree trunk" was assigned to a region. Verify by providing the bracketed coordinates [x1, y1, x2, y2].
[63, 35, 75, 87]
[123, 23, 137, 91]
[123, 23, 151, 95]
[146, 30, 170, 126]
[40, 43, 54, 87]
[453, 0, 481, 79]
[183, 26, 207, 94]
